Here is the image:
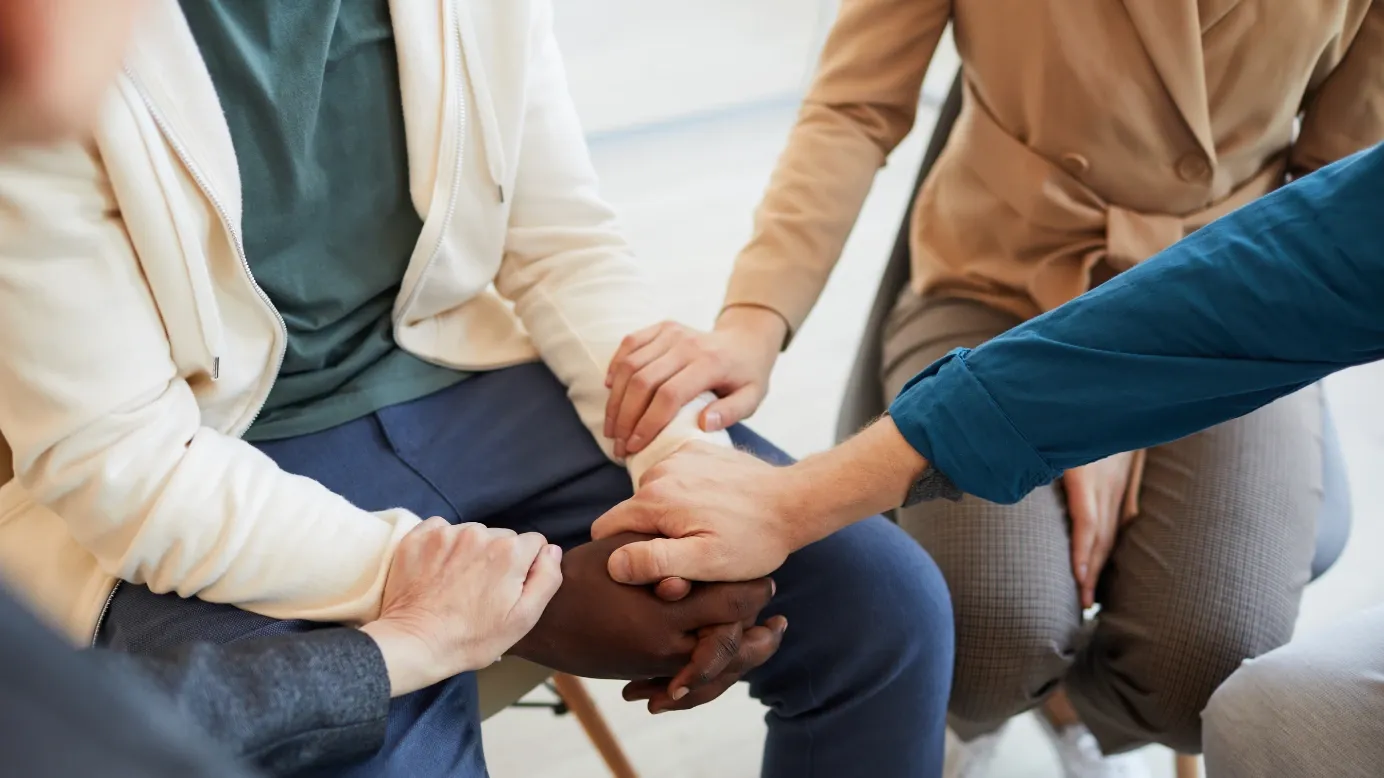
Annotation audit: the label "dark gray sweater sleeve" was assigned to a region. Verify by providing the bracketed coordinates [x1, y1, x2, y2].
[101, 628, 391, 777]
[0, 585, 253, 778]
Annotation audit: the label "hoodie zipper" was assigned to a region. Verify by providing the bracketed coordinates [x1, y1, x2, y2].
[93, 5, 474, 644]
[90, 581, 121, 647]
[120, 67, 288, 438]
[90, 72, 291, 646]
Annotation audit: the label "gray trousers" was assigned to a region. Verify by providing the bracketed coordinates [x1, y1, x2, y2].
[882, 294, 1322, 754]
[1204, 604, 1384, 778]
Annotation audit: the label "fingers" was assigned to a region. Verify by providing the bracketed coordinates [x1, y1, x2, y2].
[1083, 496, 1121, 608]
[507, 530, 549, 566]
[665, 622, 744, 702]
[612, 353, 683, 457]
[700, 386, 762, 433]
[654, 577, 692, 602]
[605, 328, 675, 442]
[625, 616, 787, 713]
[625, 361, 720, 455]
[605, 324, 662, 390]
[515, 544, 564, 620]
[605, 536, 712, 585]
[682, 577, 774, 626]
[1066, 486, 1098, 608]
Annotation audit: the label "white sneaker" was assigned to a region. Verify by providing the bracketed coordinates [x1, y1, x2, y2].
[944, 724, 1008, 778]
[1035, 715, 1152, 778]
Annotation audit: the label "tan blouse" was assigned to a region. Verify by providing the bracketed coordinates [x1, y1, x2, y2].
[725, 0, 1384, 330]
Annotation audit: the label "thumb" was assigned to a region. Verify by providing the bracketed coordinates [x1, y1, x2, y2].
[654, 577, 693, 601]
[608, 536, 714, 585]
[516, 545, 564, 620]
[700, 387, 762, 432]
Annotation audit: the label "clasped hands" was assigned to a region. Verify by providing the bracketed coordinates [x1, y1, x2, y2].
[509, 532, 788, 714]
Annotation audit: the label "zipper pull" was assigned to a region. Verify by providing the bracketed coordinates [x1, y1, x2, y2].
[212, 357, 221, 381]
[497, 184, 505, 204]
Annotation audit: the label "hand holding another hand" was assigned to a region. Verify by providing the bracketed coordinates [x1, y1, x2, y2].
[603, 306, 787, 457]
[508, 533, 786, 712]
[592, 442, 802, 584]
[362, 518, 563, 697]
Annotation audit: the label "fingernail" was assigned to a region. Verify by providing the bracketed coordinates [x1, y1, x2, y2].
[546, 544, 562, 560]
[769, 579, 777, 597]
[778, 618, 789, 633]
[671, 686, 689, 701]
[1078, 564, 1089, 580]
[609, 550, 632, 583]
[627, 434, 644, 452]
[703, 411, 722, 431]
[614, 440, 626, 458]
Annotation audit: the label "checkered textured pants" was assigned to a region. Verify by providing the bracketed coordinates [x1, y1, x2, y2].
[883, 294, 1322, 755]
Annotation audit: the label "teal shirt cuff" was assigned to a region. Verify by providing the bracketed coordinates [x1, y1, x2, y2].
[887, 348, 1060, 505]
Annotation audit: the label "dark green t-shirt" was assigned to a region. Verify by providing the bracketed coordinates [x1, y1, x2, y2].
[181, 0, 468, 442]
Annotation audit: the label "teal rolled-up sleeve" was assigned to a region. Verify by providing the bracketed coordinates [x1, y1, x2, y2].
[890, 142, 1384, 505]
[890, 350, 1059, 504]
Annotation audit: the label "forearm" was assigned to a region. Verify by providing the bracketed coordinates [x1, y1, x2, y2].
[778, 416, 929, 549]
[889, 144, 1384, 504]
[724, 0, 950, 336]
[106, 629, 390, 777]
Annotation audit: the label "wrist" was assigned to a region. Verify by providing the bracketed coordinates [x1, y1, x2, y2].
[360, 619, 445, 698]
[776, 417, 930, 547]
[716, 305, 789, 353]
[765, 464, 825, 554]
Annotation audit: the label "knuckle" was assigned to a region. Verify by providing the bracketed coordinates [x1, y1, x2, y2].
[714, 630, 742, 660]
[654, 382, 685, 408]
[647, 541, 672, 578]
[457, 523, 490, 550]
[728, 592, 756, 620]
[656, 643, 681, 663]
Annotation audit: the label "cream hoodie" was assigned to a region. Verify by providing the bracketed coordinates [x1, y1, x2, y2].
[0, 0, 727, 642]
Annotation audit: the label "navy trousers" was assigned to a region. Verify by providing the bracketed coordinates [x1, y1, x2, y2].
[102, 363, 954, 777]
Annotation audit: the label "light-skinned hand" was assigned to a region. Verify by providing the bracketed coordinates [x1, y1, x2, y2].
[591, 442, 800, 585]
[362, 518, 562, 697]
[1062, 450, 1139, 608]
[603, 306, 787, 457]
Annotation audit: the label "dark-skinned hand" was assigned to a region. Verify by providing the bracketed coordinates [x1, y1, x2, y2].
[507, 533, 785, 709]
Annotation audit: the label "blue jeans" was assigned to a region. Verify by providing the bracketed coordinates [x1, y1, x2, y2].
[102, 363, 953, 777]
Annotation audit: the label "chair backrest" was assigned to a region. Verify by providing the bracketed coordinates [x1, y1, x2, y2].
[835, 71, 966, 443]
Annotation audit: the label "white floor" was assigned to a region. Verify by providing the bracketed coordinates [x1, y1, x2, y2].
[479, 91, 1384, 777]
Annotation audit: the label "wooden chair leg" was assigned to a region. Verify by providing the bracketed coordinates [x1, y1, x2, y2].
[552, 673, 639, 778]
[1175, 752, 1201, 778]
